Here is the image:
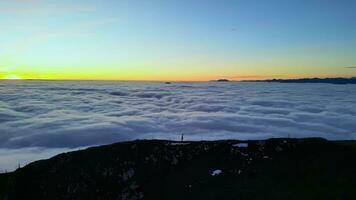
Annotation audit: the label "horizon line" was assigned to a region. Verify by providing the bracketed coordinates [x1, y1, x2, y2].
[1, 76, 355, 82]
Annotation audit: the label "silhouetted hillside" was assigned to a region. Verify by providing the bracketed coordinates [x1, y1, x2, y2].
[211, 79, 230, 82]
[246, 77, 356, 84]
[1, 138, 356, 200]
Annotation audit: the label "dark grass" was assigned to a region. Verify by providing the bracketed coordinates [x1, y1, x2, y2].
[0, 173, 9, 200]
[1, 138, 356, 200]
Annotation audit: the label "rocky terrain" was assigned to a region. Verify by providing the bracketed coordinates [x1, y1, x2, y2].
[1, 138, 356, 200]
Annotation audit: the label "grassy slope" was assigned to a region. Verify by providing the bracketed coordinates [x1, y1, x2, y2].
[1, 138, 356, 200]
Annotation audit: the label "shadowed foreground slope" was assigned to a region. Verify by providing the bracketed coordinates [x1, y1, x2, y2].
[1, 138, 356, 200]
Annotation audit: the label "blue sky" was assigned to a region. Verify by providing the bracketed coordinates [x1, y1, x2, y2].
[0, 0, 356, 80]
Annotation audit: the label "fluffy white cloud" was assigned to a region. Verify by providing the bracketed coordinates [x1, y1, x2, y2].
[0, 80, 356, 170]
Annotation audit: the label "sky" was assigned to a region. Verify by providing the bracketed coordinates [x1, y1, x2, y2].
[0, 0, 356, 81]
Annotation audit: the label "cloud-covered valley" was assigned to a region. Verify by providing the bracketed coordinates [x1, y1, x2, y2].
[1, 80, 356, 170]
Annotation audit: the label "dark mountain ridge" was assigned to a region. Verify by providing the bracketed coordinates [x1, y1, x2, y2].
[245, 77, 356, 84]
[1, 138, 356, 200]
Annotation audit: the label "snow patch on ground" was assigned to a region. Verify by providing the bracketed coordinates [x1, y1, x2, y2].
[232, 143, 249, 148]
[211, 169, 222, 176]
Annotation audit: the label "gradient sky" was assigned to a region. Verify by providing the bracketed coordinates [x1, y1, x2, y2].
[1, 0, 356, 81]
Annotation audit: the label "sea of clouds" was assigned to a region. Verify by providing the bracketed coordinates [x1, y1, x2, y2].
[1, 80, 356, 171]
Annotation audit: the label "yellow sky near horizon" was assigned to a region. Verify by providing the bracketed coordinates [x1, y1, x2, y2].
[1, 64, 354, 81]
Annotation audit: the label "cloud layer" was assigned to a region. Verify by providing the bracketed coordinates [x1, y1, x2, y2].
[1, 80, 356, 170]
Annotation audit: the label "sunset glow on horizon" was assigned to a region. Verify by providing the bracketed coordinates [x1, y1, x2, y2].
[1, 0, 356, 81]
